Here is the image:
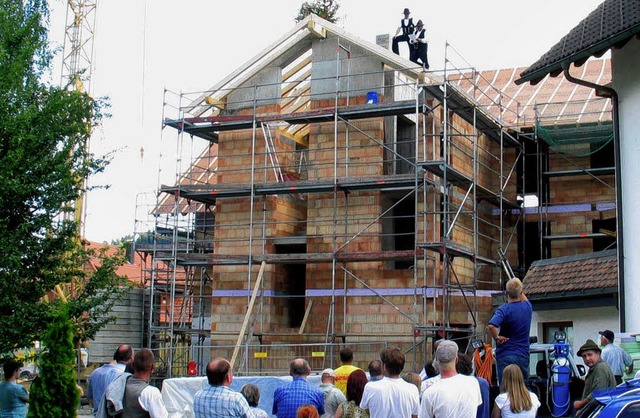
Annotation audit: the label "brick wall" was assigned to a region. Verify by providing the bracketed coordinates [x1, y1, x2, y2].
[207, 95, 509, 351]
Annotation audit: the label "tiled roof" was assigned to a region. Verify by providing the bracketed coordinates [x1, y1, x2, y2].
[516, 0, 640, 85]
[86, 241, 142, 282]
[450, 59, 611, 127]
[523, 250, 617, 296]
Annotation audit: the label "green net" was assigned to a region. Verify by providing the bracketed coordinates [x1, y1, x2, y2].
[534, 97, 613, 157]
[536, 121, 613, 157]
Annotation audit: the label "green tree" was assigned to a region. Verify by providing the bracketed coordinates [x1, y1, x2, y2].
[295, 0, 340, 23]
[0, 0, 129, 353]
[27, 305, 79, 418]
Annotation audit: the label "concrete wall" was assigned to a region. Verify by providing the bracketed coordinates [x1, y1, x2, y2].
[88, 287, 144, 365]
[613, 37, 640, 333]
[226, 67, 282, 112]
[310, 35, 385, 100]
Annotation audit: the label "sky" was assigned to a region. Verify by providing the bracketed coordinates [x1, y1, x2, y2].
[45, 0, 606, 243]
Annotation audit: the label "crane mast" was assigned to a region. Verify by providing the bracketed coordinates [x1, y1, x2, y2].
[60, 0, 98, 233]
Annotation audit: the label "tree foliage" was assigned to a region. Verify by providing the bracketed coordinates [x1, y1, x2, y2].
[295, 0, 340, 23]
[0, 0, 129, 353]
[27, 306, 79, 418]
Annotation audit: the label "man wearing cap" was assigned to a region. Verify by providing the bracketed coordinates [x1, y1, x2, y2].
[392, 8, 415, 56]
[319, 368, 345, 418]
[360, 346, 419, 418]
[273, 358, 325, 418]
[420, 340, 481, 418]
[409, 20, 429, 70]
[573, 339, 617, 412]
[488, 277, 532, 384]
[599, 329, 633, 384]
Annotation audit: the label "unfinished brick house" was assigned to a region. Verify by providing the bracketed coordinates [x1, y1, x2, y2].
[134, 14, 616, 378]
[453, 58, 616, 349]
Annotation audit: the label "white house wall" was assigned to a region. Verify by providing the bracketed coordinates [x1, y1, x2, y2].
[532, 306, 618, 354]
[612, 36, 640, 334]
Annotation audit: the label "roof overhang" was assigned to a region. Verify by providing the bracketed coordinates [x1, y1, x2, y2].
[516, 31, 639, 86]
[528, 289, 618, 311]
[516, 0, 640, 85]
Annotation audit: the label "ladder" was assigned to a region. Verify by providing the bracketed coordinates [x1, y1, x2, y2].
[498, 247, 516, 281]
[261, 122, 284, 182]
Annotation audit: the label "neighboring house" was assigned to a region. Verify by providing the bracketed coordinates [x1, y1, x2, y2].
[516, 0, 640, 333]
[522, 250, 618, 347]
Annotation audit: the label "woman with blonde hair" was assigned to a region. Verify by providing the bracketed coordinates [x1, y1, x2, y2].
[492, 364, 540, 418]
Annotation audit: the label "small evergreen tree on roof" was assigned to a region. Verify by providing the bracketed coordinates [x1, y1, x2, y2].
[295, 0, 340, 23]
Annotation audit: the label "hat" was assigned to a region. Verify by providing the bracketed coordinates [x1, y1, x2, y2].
[416, 20, 424, 27]
[403, 8, 410, 14]
[577, 339, 601, 356]
[598, 330, 615, 343]
[435, 340, 458, 363]
[321, 368, 336, 377]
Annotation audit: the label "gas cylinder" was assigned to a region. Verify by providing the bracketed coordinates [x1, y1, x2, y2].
[551, 343, 571, 417]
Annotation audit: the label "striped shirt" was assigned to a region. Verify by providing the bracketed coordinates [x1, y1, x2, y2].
[193, 385, 250, 418]
[601, 343, 633, 376]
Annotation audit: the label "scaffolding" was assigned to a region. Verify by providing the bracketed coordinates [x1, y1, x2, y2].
[134, 38, 526, 379]
[528, 96, 615, 261]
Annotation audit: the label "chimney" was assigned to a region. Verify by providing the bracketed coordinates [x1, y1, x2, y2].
[376, 34, 390, 50]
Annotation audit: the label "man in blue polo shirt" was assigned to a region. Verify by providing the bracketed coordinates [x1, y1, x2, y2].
[272, 358, 324, 418]
[87, 345, 133, 415]
[488, 278, 532, 385]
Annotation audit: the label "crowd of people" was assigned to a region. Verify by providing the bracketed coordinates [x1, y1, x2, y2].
[2, 278, 636, 417]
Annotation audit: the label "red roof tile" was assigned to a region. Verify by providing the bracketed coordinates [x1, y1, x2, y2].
[523, 250, 617, 296]
[86, 241, 142, 283]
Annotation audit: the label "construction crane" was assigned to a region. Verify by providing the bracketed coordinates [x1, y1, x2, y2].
[54, 0, 99, 302]
[60, 0, 98, 233]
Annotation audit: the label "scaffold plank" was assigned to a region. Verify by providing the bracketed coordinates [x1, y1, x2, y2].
[164, 100, 420, 143]
[160, 174, 425, 203]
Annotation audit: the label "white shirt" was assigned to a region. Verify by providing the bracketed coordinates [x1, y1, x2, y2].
[361, 376, 420, 418]
[419, 374, 481, 418]
[419, 376, 440, 397]
[494, 391, 540, 418]
[139, 385, 169, 418]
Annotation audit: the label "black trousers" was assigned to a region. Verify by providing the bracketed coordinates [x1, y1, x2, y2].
[392, 34, 410, 55]
[410, 43, 429, 69]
